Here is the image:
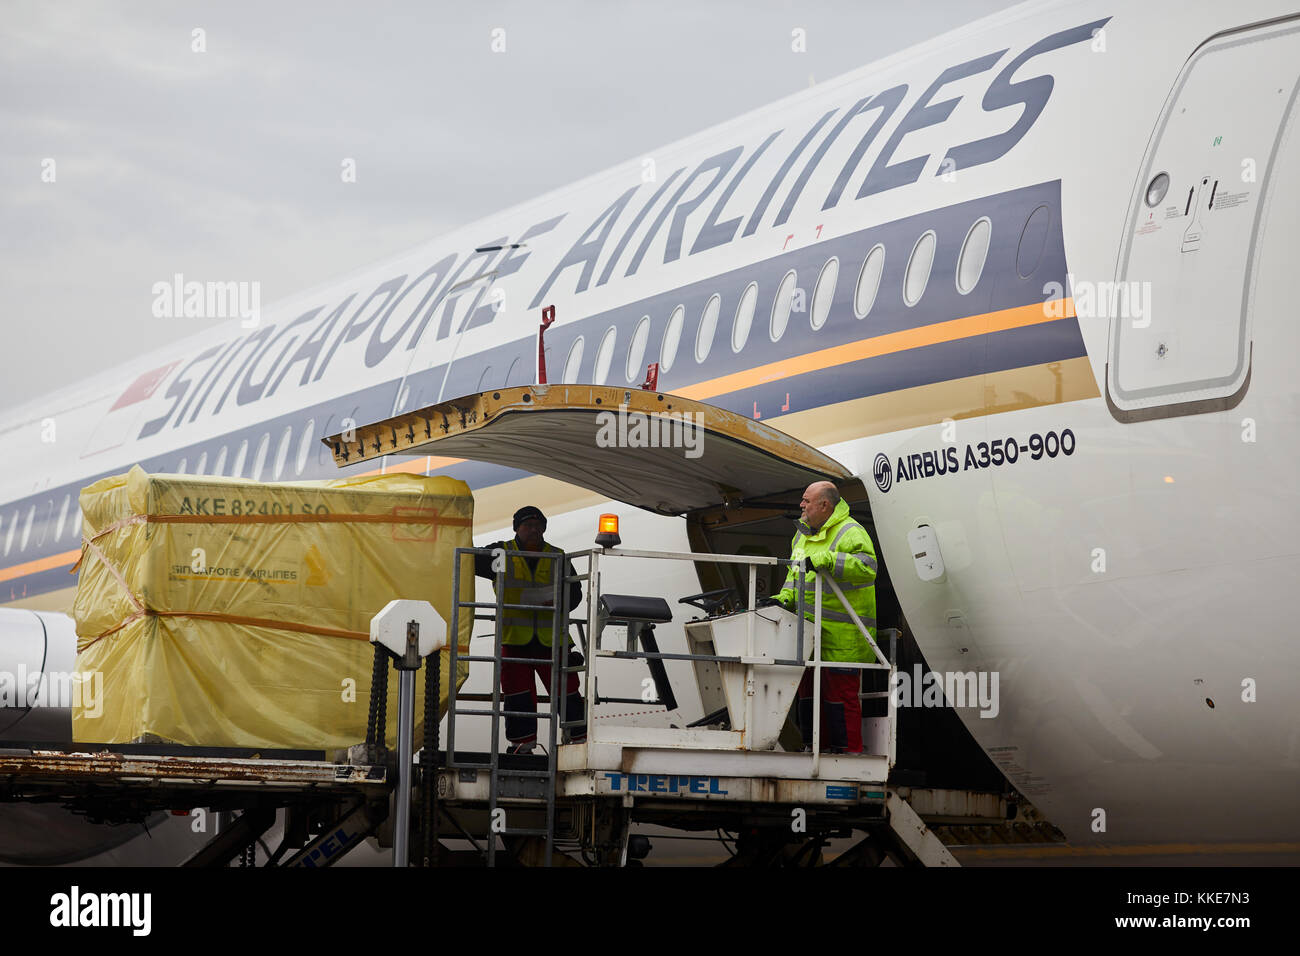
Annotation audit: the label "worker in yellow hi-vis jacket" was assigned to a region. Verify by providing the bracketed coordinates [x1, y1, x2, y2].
[776, 481, 878, 754]
[474, 506, 585, 754]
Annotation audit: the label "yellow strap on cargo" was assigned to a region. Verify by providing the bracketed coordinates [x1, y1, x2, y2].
[85, 607, 372, 648]
[70, 510, 474, 571]
[85, 510, 473, 543]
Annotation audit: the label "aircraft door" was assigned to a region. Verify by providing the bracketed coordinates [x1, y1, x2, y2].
[1107, 18, 1300, 421]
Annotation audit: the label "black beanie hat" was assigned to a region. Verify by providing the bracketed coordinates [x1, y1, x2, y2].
[513, 505, 546, 531]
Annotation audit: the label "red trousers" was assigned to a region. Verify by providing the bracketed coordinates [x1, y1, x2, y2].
[501, 637, 586, 744]
[796, 669, 863, 753]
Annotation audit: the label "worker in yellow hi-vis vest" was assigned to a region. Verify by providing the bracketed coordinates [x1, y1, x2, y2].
[474, 506, 585, 754]
[775, 481, 877, 754]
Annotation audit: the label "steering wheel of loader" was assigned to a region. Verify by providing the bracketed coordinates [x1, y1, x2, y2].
[677, 588, 739, 616]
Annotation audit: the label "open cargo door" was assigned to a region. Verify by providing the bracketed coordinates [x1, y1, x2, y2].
[322, 384, 851, 515]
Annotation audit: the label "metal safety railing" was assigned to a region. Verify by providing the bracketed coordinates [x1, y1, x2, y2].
[441, 541, 897, 865]
[577, 546, 896, 778]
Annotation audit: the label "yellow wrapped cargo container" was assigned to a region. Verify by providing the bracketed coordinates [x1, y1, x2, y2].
[71, 465, 473, 751]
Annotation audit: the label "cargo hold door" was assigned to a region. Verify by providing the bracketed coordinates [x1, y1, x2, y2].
[321, 384, 851, 515]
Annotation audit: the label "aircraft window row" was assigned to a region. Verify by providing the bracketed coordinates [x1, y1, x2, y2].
[957, 217, 992, 295]
[770, 270, 797, 343]
[296, 419, 315, 475]
[273, 425, 291, 480]
[732, 283, 758, 353]
[593, 326, 617, 385]
[36, 500, 52, 548]
[619, 217, 995, 383]
[562, 335, 585, 384]
[55, 495, 70, 542]
[810, 257, 838, 331]
[317, 415, 337, 468]
[904, 230, 937, 307]
[661, 304, 685, 372]
[625, 316, 650, 382]
[251, 432, 270, 481]
[695, 294, 720, 363]
[20, 504, 35, 552]
[855, 243, 886, 318]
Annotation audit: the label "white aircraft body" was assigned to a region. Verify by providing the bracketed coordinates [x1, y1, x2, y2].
[2, 0, 1298, 863]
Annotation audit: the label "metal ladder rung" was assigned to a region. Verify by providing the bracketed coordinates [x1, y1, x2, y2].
[454, 708, 561, 719]
[500, 827, 551, 837]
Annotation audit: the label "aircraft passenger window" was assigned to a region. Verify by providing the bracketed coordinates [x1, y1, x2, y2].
[3, 510, 15, 555]
[1015, 205, 1049, 280]
[195, 452, 208, 476]
[810, 258, 838, 331]
[562, 336, 585, 384]
[213, 445, 229, 476]
[54, 495, 69, 541]
[36, 500, 52, 547]
[855, 244, 885, 318]
[904, 230, 936, 307]
[732, 283, 758, 352]
[231, 440, 249, 479]
[956, 217, 992, 295]
[176, 458, 187, 475]
[20, 504, 35, 551]
[625, 316, 651, 382]
[296, 419, 315, 475]
[593, 326, 617, 385]
[660, 305, 686, 372]
[273, 425, 293, 480]
[695, 294, 721, 363]
[770, 271, 797, 342]
[251, 433, 270, 481]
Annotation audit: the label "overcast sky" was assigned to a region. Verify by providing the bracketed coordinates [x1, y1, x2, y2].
[0, 0, 1020, 410]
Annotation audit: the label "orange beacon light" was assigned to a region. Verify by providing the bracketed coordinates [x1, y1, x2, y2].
[595, 514, 621, 548]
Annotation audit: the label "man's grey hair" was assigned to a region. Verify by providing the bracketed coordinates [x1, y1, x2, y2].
[809, 480, 840, 507]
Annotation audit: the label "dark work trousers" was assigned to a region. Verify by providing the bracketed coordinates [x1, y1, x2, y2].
[501, 636, 586, 745]
[796, 668, 863, 753]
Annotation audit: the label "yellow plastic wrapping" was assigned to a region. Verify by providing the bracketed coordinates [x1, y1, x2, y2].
[71, 465, 474, 750]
